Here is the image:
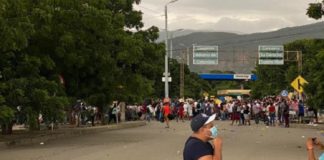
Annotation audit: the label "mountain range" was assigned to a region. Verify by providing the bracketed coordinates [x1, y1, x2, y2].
[160, 22, 324, 74]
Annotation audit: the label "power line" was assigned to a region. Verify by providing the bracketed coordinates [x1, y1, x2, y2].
[137, 5, 163, 14]
[144, 15, 164, 21]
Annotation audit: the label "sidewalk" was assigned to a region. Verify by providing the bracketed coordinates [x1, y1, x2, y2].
[0, 121, 146, 148]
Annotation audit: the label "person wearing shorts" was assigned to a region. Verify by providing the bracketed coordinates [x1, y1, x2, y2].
[163, 101, 171, 128]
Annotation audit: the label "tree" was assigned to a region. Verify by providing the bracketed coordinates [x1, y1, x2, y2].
[167, 59, 211, 99]
[0, 0, 168, 133]
[303, 50, 324, 109]
[307, 2, 324, 20]
[250, 65, 288, 98]
[0, 0, 36, 134]
[250, 39, 324, 109]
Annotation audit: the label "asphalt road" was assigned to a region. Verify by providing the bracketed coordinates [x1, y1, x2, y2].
[1, 120, 323, 160]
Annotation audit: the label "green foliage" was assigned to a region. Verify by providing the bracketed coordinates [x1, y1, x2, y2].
[0, 106, 15, 124]
[168, 59, 211, 99]
[251, 39, 324, 108]
[250, 65, 288, 98]
[0, 105, 15, 134]
[0, 0, 173, 133]
[304, 50, 324, 109]
[0, 0, 219, 134]
[206, 70, 241, 97]
[307, 3, 323, 20]
[43, 96, 69, 123]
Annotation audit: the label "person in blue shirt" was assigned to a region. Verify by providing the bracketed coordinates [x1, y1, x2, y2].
[298, 100, 305, 124]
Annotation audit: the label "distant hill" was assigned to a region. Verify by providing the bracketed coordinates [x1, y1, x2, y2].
[163, 22, 324, 74]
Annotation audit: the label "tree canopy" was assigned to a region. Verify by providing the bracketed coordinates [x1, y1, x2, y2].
[0, 0, 212, 134]
[250, 39, 324, 109]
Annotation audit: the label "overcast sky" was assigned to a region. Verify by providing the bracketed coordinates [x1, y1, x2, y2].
[134, 0, 319, 34]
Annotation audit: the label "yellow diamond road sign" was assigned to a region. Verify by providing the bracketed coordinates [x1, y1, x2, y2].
[291, 75, 308, 93]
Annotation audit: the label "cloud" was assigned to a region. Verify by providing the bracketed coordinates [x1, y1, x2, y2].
[136, 0, 318, 33]
[212, 16, 294, 33]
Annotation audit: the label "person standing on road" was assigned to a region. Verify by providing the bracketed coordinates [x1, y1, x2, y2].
[183, 113, 222, 160]
[283, 100, 290, 128]
[163, 98, 171, 128]
[146, 103, 153, 122]
[239, 102, 245, 125]
[269, 103, 276, 126]
[298, 100, 305, 124]
[184, 101, 189, 119]
[278, 99, 286, 126]
[188, 101, 194, 120]
[253, 101, 261, 125]
[178, 101, 185, 122]
[227, 102, 233, 121]
[243, 103, 251, 126]
[108, 103, 117, 124]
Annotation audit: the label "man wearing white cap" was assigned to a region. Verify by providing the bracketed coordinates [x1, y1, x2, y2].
[183, 113, 223, 160]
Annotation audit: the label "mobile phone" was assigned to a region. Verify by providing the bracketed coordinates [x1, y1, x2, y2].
[312, 138, 317, 144]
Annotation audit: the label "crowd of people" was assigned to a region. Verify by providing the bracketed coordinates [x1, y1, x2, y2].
[123, 96, 320, 128]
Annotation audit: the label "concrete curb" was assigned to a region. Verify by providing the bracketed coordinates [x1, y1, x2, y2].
[0, 121, 146, 148]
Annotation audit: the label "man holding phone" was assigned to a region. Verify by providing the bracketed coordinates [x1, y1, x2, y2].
[183, 113, 223, 160]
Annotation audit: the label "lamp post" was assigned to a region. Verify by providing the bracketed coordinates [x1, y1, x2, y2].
[164, 0, 178, 98]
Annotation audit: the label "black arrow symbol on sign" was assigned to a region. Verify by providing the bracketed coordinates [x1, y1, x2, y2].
[298, 79, 301, 90]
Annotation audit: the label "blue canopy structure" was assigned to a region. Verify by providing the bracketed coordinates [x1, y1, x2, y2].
[199, 74, 257, 81]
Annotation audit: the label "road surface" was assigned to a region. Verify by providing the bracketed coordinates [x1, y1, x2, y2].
[1, 120, 323, 160]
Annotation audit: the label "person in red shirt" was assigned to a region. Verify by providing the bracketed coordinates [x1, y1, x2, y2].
[163, 98, 171, 128]
[178, 102, 185, 122]
[269, 103, 276, 126]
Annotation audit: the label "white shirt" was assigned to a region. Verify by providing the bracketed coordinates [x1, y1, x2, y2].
[188, 103, 193, 116]
[228, 103, 234, 113]
[147, 105, 154, 113]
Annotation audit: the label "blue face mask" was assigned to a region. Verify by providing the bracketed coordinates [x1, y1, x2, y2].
[319, 153, 324, 160]
[210, 126, 218, 138]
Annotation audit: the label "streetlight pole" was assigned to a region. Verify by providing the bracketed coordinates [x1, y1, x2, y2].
[164, 0, 178, 98]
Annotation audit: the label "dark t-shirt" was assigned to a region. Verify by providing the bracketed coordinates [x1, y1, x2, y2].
[183, 137, 214, 160]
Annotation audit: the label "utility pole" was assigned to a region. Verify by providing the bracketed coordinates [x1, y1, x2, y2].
[164, 4, 169, 98]
[284, 51, 303, 100]
[187, 47, 190, 65]
[164, 0, 178, 98]
[284, 51, 303, 74]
